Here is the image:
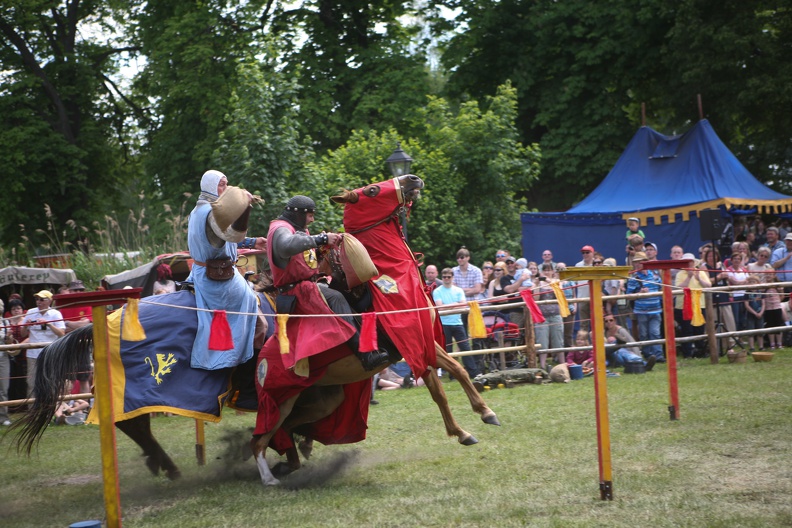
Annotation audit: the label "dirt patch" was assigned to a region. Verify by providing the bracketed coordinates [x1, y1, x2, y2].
[41, 473, 102, 487]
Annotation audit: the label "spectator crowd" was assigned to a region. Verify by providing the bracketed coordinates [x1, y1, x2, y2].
[423, 215, 792, 378]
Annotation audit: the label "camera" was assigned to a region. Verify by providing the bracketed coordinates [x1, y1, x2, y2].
[538, 276, 547, 282]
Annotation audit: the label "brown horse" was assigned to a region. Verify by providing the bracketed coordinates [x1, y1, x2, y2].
[251, 174, 499, 486]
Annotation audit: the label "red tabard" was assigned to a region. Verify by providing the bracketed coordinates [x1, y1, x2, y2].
[342, 179, 441, 377]
[254, 337, 371, 452]
[266, 219, 356, 370]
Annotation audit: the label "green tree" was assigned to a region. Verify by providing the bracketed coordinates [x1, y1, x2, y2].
[654, 1, 792, 193]
[276, 0, 434, 152]
[306, 83, 540, 266]
[212, 49, 315, 236]
[433, 0, 792, 208]
[127, 0, 273, 200]
[0, 0, 137, 247]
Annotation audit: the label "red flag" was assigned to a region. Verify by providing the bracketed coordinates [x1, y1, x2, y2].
[682, 288, 693, 321]
[359, 312, 378, 352]
[208, 310, 234, 351]
[519, 289, 545, 324]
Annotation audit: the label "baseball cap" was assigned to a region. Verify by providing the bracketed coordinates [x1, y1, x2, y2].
[68, 280, 85, 291]
[645, 242, 658, 251]
[581, 245, 594, 253]
[785, 233, 792, 241]
[34, 290, 53, 299]
[632, 251, 648, 262]
[628, 217, 639, 223]
[505, 256, 516, 263]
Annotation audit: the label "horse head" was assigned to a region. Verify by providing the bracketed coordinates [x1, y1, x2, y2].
[331, 174, 424, 233]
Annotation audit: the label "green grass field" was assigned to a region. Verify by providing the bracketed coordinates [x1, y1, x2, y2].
[2, 351, 791, 527]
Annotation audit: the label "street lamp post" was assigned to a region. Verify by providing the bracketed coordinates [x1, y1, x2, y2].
[386, 142, 413, 177]
[385, 143, 413, 242]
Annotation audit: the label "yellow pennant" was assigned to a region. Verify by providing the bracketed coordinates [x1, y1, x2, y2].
[121, 298, 146, 341]
[277, 314, 289, 355]
[550, 281, 571, 318]
[468, 301, 487, 339]
[691, 289, 705, 326]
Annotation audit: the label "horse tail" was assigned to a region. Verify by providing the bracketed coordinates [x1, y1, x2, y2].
[13, 324, 94, 455]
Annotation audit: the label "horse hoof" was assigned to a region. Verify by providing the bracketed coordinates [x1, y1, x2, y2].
[298, 440, 313, 460]
[459, 434, 478, 446]
[482, 412, 501, 426]
[271, 462, 296, 478]
[145, 457, 160, 477]
[166, 469, 181, 480]
[262, 477, 281, 486]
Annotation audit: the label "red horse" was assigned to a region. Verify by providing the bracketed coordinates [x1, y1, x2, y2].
[251, 174, 499, 486]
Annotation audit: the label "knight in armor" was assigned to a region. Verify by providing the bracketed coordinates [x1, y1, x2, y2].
[267, 195, 389, 371]
[186, 169, 269, 370]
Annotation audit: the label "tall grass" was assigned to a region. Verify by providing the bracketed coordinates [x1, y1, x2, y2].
[2, 352, 791, 527]
[0, 193, 191, 288]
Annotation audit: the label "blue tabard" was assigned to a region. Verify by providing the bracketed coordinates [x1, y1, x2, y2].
[187, 203, 257, 370]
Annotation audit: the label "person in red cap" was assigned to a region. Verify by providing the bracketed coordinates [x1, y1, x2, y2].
[575, 245, 596, 331]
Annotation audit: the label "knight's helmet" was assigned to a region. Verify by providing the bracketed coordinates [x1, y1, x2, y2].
[280, 195, 316, 230]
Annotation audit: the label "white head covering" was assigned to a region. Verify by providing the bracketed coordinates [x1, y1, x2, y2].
[199, 170, 227, 203]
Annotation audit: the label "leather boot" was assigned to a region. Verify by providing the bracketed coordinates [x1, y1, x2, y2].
[354, 349, 390, 371]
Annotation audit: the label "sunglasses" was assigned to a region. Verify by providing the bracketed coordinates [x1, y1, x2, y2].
[582, 251, 592, 254]
[494, 269, 504, 272]
[456, 256, 468, 260]
[483, 266, 493, 270]
[604, 318, 615, 322]
[442, 275, 453, 278]
[496, 254, 507, 258]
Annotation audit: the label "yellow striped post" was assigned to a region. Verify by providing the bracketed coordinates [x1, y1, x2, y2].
[54, 288, 145, 528]
[559, 266, 631, 500]
[91, 307, 122, 527]
[195, 420, 206, 466]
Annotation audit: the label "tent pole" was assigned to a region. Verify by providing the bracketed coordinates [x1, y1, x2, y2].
[697, 94, 703, 120]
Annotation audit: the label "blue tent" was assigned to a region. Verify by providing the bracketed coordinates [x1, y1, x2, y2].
[521, 119, 792, 264]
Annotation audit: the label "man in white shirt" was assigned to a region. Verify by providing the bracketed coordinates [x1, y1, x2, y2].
[22, 290, 66, 397]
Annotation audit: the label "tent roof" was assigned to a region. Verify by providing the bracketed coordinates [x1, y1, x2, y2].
[567, 119, 792, 223]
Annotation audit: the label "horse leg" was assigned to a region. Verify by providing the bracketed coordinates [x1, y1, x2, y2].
[271, 386, 345, 477]
[115, 414, 181, 480]
[250, 394, 300, 486]
[298, 437, 314, 460]
[434, 343, 500, 426]
[421, 367, 477, 446]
